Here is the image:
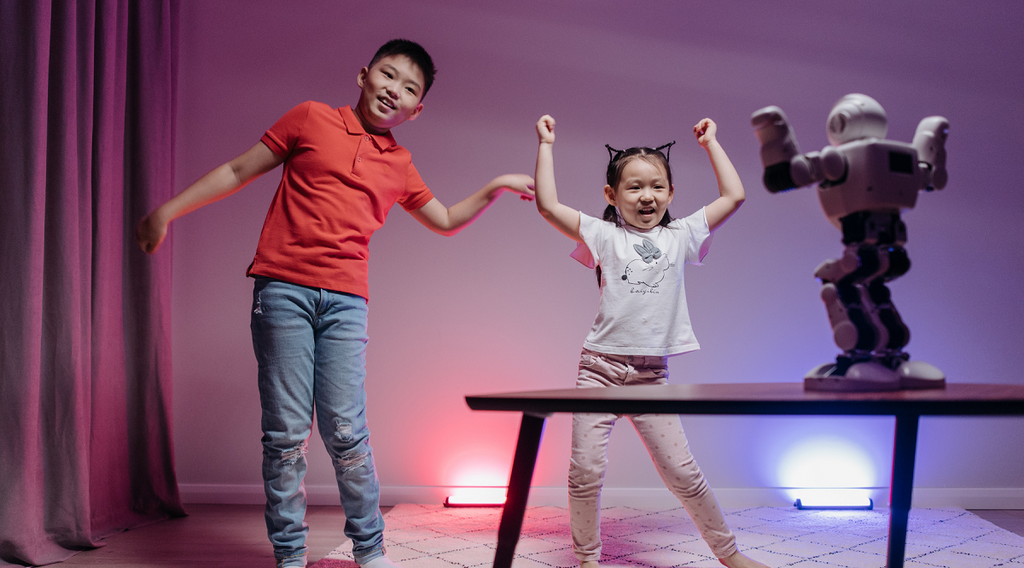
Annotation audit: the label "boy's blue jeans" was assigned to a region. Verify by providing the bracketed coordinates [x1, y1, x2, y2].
[250, 277, 386, 567]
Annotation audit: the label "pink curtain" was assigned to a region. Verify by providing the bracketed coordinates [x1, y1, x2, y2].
[0, 1, 185, 565]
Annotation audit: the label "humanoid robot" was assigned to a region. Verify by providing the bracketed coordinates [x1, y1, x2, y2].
[751, 94, 949, 391]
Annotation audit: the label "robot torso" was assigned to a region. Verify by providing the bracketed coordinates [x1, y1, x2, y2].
[818, 138, 923, 229]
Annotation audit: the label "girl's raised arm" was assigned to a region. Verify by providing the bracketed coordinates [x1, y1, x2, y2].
[535, 115, 583, 243]
[694, 118, 745, 232]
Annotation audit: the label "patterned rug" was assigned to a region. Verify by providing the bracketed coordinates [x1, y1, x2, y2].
[312, 503, 1024, 568]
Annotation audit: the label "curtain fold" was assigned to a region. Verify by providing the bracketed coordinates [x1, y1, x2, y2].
[0, 1, 185, 565]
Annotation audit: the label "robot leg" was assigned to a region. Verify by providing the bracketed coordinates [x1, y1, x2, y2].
[813, 245, 889, 355]
[813, 248, 872, 352]
[806, 247, 900, 390]
[834, 281, 880, 353]
[818, 282, 860, 353]
[858, 246, 894, 353]
[870, 245, 910, 352]
[871, 246, 945, 388]
[807, 280, 900, 390]
[867, 279, 908, 351]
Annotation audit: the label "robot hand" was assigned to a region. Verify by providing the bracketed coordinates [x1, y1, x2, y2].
[912, 116, 950, 190]
[751, 106, 801, 193]
[751, 106, 845, 193]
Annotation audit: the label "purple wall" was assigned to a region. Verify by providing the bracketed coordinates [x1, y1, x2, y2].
[171, 0, 1024, 506]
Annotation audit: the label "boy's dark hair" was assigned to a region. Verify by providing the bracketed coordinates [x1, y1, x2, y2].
[596, 143, 676, 286]
[368, 39, 437, 99]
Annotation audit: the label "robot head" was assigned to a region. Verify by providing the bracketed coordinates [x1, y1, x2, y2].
[827, 94, 888, 146]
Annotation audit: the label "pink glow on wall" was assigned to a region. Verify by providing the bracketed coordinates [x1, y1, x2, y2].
[445, 488, 508, 508]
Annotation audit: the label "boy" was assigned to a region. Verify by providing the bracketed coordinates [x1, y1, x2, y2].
[136, 39, 534, 568]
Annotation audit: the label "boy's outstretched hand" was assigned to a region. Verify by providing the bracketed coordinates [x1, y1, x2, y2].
[694, 118, 718, 148]
[135, 211, 169, 254]
[537, 115, 555, 145]
[494, 173, 536, 201]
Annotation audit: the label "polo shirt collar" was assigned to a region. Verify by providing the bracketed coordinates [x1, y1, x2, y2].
[340, 105, 397, 150]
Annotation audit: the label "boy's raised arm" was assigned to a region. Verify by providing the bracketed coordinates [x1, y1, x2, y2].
[408, 174, 535, 236]
[136, 142, 284, 254]
[534, 115, 583, 243]
[694, 118, 745, 232]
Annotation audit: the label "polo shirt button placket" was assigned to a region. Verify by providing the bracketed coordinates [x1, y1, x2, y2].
[357, 135, 372, 163]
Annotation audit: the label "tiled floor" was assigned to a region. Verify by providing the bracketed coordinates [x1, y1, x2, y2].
[52, 504, 1024, 567]
[323, 504, 1024, 568]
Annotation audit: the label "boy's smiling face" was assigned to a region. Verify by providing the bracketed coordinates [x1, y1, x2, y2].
[354, 54, 425, 135]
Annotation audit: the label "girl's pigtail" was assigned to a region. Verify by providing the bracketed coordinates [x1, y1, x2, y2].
[602, 204, 620, 226]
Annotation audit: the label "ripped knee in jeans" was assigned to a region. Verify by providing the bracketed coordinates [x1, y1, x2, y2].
[336, 449, 369, 473]
[333, 420, 355, 443]
[279, 441, 308, 466]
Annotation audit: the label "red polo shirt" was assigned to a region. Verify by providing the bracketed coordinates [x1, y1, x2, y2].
[247, 102, 434, 300]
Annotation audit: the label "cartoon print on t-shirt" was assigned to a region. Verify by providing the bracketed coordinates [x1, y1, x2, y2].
[622, 239, 670, 288]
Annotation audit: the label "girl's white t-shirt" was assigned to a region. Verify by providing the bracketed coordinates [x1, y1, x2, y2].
[570, 208, 713, 356]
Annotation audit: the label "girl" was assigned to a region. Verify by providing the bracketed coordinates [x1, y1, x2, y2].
[533, 115, 768, 568]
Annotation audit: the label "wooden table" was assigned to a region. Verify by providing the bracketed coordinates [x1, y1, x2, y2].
[465, 382, 1024, 568]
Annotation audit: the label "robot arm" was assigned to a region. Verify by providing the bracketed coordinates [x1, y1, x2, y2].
[751, 106, 846, 192]
[911, 116, 949, 190]
[751, 106, 801, 193]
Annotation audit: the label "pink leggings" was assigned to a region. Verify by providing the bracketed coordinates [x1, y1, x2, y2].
[568, 349, 737, 561]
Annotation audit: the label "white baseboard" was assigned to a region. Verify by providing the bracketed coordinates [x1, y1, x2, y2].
[178, 484, 1024, 509]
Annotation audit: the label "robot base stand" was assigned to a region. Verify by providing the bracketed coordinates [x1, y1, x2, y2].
[804, 358, 946, 392]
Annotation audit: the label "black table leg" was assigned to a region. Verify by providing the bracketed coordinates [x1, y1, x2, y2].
[493, 413, 548, 568]
[886, 413, 920, 568]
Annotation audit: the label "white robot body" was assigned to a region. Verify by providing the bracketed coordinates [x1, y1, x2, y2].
[817, 139, 922, 229]
[751, 94, 948, 391]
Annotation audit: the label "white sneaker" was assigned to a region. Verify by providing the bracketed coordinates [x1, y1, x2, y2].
[360, 555, 403, 568]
